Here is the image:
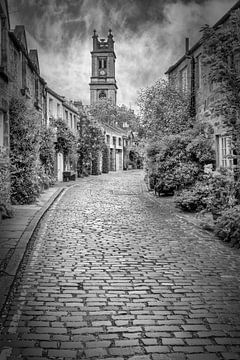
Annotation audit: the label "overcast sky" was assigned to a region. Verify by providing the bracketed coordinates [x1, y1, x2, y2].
[8, 0, 236, 110]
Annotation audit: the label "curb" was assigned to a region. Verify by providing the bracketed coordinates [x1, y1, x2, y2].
[0, 187, 65, 315]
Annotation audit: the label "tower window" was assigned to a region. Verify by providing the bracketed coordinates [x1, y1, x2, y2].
[99, 90, 106, 99]
[98, 58, 107, 69]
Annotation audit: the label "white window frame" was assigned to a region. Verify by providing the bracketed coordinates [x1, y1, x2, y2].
[219, 135, 233, 169]
[180, 66, 188, 92]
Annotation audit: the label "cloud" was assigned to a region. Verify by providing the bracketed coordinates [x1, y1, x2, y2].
[8, 0, 237, 110]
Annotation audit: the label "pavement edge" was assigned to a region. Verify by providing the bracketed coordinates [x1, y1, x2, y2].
[0, 187, 65, 315]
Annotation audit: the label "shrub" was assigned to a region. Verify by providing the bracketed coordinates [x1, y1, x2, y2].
[39, 126, 56, 183]
[214, 205, 240, 247]
[145, 127, 214, 195]
[0, 164, 13, 218]
[9, 97, 42, 204]
[175, 181, 210, 212]
[175, 169, 238, 216]
[102, 144, 110, 173]
[205, 169, 237, 218]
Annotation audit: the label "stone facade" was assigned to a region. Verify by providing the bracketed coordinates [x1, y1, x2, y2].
[8, 26, 46, 120]
[103, 124, 125, 171]
[0, 0, 10, 209]
[46, 87, 80, 181]
[165, 1, 240, 170]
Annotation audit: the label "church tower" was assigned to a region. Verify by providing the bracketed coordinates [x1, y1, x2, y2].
[89, 29, 118, 105]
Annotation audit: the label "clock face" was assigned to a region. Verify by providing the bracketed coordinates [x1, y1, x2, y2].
[99, 69, 106, 76]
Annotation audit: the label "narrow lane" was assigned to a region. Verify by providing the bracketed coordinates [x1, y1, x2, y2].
[0, 170, 240, 360]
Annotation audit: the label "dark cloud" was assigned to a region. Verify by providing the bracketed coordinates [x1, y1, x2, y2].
[8, 0, 237, 108]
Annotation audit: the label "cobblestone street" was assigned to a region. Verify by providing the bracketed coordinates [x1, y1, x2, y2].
[0, 170, 240, 360]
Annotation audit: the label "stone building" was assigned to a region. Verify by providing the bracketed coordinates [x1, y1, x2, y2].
[0, 0, 10, 209]
[8, 25, 46, 119]
[165, 0, 240, 170]
[46, 87, 79, 181]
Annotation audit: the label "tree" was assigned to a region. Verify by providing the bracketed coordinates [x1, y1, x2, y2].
[137, 78, 194, 139]
[90, 99, 117, 125]
[77, 116, 105, 175]
[201, 9, 240, 180]
[90, 98, 139, 131]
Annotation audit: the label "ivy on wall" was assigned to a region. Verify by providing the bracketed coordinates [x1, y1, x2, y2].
[9, 97, 56, 204]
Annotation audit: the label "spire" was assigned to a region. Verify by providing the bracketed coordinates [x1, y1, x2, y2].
[92, 29, 98, 50]
[108, 29, 114, 49]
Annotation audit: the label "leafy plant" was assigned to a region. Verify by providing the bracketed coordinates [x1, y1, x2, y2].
[0, 164, 13, 218]
[137, 78, 194, 139]
[201, 9, 240, 180]
[175, 181, 210, 212]
[205, 169, 237, 218]
[9, 97, 42, 204]
[39, 126, 56, 184]
[54, 118, 77, 157]
[214, 205, 240, 247]
[145, 125, 215, 195]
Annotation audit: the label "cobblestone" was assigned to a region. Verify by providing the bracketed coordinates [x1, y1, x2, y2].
[0, 170, 240, 359]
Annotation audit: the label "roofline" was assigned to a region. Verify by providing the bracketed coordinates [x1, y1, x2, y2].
[63, 101, 80, 115]
[165, 0, 240, 74]
[102, 122, 127, 135]
[46, 86, 65, 102]
[4, 0, 10, 29]
[8, 29, 46, 84]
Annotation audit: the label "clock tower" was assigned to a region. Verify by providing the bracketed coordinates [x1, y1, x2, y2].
[89, 29, 118, 105]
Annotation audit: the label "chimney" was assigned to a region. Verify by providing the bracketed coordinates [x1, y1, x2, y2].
[185, 37, 189, 54]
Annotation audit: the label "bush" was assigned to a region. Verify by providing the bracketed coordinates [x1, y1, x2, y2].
[9, 97, 42, 204]
[175, 169, 238, 216]
[214, 205, 240, 247]
[0, 164, 13, 218]
[145, 127, 214, 195]
[102, 144, 110, 173]
[175, 181, 210, 212]
[205, 169, 237, 218]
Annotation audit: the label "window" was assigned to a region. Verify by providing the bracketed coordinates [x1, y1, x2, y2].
[0, 110, 8, 150]
[118, 137, 122, 146]
[98, 57, 107, 69]
[218, 135, 233, 169]
[179, 66, 188, 92]
[113, 136, 116, 146]
[65, 110, 68, 121]
[22, 56, 27, 88]
[49, 98, 53, 115]
[195, 54, 202, 89]
[234, 57, 240, 74]
[106, 134, 110, 144]
[74, 115, 76, 129]
[99, 90, 106, 99]
[57, 103, 61, 117]
[70, 113, 73, 128]
[35, 78, 39, 100]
